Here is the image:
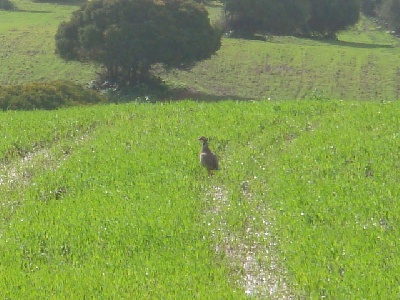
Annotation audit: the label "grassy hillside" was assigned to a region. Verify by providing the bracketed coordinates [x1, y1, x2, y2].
[158, 14, 400, 101]
[1, 1, 400, 101]
[1, 100, 400, 298]
[0, 0, 96, 85]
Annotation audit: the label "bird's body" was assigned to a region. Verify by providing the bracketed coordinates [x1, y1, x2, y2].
[198, 136, 218, 175]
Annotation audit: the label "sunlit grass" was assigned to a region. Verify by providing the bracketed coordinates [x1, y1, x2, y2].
[0, 0, 96, 85]
[0, 100, 400, 298]
[266, 101, 400, 298]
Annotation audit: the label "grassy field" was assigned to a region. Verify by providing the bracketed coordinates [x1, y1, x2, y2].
[0, 103, 244, 298]
[2, 1, 400, 101]
[0, 0, 96, 85]
[0, 100, 400, 298]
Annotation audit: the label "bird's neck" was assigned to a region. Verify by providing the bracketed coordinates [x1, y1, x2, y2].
[202, 142, 209, 151]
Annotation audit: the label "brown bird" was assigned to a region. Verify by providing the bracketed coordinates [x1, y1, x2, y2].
[198, 136, 219, 176]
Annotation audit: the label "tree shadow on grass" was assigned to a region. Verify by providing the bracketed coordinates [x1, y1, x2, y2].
[31, 0, 85, 6]
[204, 0, 223, 8]
[314, 38, 394, 49]
[161, 87, 254, 102]
[15, 9, 52, 13]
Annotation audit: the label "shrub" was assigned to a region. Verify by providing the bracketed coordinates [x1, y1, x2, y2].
[0, 81, 107, 111]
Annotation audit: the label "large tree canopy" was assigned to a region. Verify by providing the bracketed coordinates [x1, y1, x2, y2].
[55, 0, 222, 86]
[306, 0, 360, 38]
[223, 0, 360, 38]
[223, 0, 310, 36]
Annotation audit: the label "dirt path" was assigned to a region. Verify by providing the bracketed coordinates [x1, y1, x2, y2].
[207, 184, 294, 299]
[0, 132, 91, 225]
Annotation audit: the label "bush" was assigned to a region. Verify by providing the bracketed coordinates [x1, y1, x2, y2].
[0, 81, 107, 111]
[0, 0, 17, 10]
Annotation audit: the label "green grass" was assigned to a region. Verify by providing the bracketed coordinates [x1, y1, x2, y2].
[268, 101, 400, 298]
[0, 100, 400, 298]
[0, 0, 96, 85]
[0, 102, 246, 298]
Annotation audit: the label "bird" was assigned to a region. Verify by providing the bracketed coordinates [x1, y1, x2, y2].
[198, 136, 219, 176]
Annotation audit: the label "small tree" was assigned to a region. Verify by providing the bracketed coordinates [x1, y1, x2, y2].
[55, 0, 222, 87]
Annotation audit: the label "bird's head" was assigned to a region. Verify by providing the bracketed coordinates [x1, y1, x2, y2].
[198, 136, 208, 143]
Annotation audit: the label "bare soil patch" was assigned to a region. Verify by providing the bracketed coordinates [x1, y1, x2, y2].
[207, 184, 294, 299]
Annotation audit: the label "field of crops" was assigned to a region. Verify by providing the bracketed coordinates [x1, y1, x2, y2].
[0, 100, 399, 298]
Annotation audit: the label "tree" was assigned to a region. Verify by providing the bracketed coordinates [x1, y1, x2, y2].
[223, 0, 310, 37]
[55, 0, 222, 87]
[306, 0, 360, 38]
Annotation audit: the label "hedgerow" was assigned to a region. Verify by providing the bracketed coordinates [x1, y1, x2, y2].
[0, 81, 107, 110]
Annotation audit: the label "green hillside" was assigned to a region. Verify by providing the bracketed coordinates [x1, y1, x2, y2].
[0, 0, 96, 85]
[1, 1, 400, 100]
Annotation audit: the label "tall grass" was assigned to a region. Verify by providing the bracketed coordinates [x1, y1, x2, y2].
[267, 101, 400, 298]
[1, 100, 400, 298]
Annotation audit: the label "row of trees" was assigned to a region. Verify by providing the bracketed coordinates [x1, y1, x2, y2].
[222, 0, 360, 38]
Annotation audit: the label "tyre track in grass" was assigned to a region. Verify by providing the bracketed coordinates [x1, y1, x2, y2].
[0, 130, 94, 227]
[207, 183, 294, 299]
[204, 117, 325, 298]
